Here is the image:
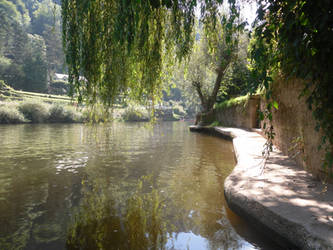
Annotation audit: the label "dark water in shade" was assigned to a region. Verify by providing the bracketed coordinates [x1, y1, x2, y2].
[0, 122, 281, 250]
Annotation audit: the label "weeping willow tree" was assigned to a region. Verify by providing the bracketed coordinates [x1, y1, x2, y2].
[61, 0, 237, 107]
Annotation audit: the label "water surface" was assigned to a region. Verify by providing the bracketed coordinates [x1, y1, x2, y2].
[0, 122, 278, 249]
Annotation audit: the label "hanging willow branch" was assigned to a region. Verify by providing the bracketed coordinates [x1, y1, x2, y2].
[61, 0, 236, 107]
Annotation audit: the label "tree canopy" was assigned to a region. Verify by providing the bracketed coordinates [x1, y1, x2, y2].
[188, 14, 244, 113]
[0, 0, 65, 92]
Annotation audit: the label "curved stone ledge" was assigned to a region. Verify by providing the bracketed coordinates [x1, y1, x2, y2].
[189, 125, 333, 250]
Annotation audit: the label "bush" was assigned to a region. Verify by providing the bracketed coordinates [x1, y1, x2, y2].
[0, 104, 26, 124]
[65, 106, 83, 123]
[215, 95, 249, 110]
[172, 104, 185, 116]
[48, 80, 69, 95]
[0, 80, 13, 91]
[122, 107, 149, 122]
[80, 105, 112, 123]
[18, 101, 49, 123]
[49, 104, 82, 123]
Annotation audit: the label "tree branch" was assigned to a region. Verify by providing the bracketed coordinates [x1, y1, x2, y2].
[192, 81, 207, 110]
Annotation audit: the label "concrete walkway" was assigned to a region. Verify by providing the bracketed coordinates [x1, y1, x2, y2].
[189, 126, 333, 250]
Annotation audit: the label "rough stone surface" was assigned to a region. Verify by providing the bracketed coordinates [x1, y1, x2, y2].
[262, 77, 329, 179]
[189, 125, 333, 250]
[213, 95, 260, 129]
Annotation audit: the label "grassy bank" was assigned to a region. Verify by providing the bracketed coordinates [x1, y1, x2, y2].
[0, 80, 71, 104]
[0, 81, 187, 124]
[0, 100, 84, 124]
[0, 81, 84, 124]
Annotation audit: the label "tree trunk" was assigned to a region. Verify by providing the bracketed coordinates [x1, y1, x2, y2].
[193, 61, 230, 114]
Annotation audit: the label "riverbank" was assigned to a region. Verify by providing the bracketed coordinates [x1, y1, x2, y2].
[0, 100, 85, 124]
[189, 125, 333, 249]
[1, 82, 189, 124]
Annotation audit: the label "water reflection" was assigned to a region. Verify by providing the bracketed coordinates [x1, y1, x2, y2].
[66, 173, 248, 250]
[0, 122, 274, 249]
[67, 176, 168, 250]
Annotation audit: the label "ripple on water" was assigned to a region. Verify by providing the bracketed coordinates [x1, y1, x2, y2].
[0, 123, 280, 249]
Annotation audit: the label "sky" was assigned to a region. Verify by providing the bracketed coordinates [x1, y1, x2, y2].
[239, 1, 258, 28]
[195, 1, 259, 29]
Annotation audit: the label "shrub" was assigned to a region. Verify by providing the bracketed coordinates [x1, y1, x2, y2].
[51, 80, 69, 89]
[172, 104, 185, 116]
[49, 104, 66, 122]
[18, 101, 49, 123]
[122, 107, 149, 122]
[0, 80, 13, 91]
[209, 121, 221, 127]
[49, 104, 84, 123]
[81, 106, 111, 123]
[215, 95, 249, 110]
[48, 80, 69, 95]
[0, 104, 26, 124]
[65, 106, 83, 123]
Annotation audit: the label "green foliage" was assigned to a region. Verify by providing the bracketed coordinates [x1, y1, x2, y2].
[162, 65, 201, 118]
[215, 95, 249, 110]
[0, 83, 84, 124]
[187, 8, 246, 113]
[172, 102, 185, 116]
[51, 80, 68, 88]
[48, 104, 81, 123]
[122, 107, 149, 122]
[61, 0, 240, 107]
[209, 121, 221, 127]
[0, 102, 26, 123]
[23, 34, 48, 92]
[30, 0, 57, 35]
[252, 0, 333, 171]
[18, 100, 49, 122]
[0, 0, 65, 94]
[0, 80, 13, 91]
[0, 7, 48, 92]
[48, 80, 69, 95]
[217, 31, 252, 102]
[0, 0, 30, 27]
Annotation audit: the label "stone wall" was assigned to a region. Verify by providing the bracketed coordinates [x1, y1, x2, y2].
[213, 95, 260, 129]
[199, 82, 330, 179]
[262, 77, 329, 179]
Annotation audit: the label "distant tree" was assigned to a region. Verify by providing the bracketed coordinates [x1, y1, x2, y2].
[217, 32, 251, 102]
[30, 0, 56, 35]
[22, 34, 47, 92]
[0, 0, 55, 92]
[188, 14, 244, 113]
[23, 54, 47, 92]
[7, 0, 30, 27]
[0, 17, 29, 89]
[0, 0, 30, 27]
[21, 0, 39, 17]
[42, 4, 64, 79]
[163, 63, 202, 116]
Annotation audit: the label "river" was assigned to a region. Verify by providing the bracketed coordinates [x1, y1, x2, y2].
[0, 122, 280, 249]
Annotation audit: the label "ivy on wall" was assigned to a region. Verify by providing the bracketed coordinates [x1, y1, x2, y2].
[251, 0, 333, 174]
